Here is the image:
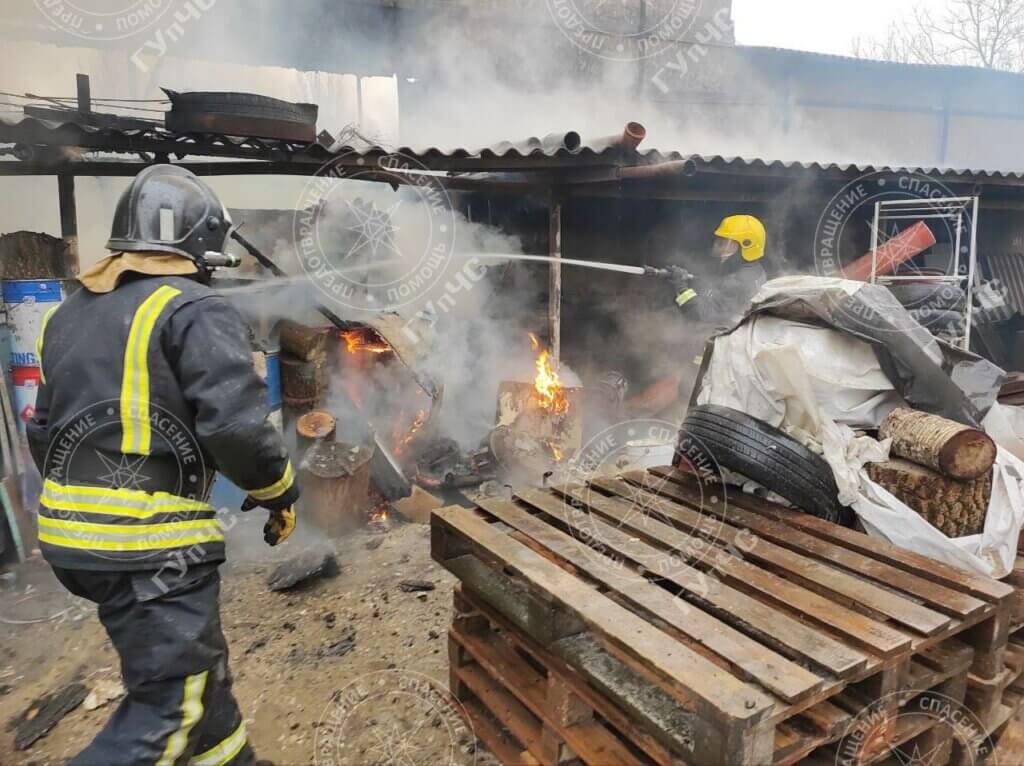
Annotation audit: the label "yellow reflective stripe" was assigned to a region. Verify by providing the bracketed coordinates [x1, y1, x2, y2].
[38, 532, 224, 552]
[121, 286, 181, 456]
[190, 722, 247, 766]
[42, 480, 212, 518]
[248, 462, 295, 502]
[39, 516, 221, 537]
[36, 305, 59, 383]
[676, 288, 698, 307]
[158, 671, 209, 766]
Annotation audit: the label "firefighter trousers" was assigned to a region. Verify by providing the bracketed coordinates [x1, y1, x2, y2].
[52, 562, 255, 766]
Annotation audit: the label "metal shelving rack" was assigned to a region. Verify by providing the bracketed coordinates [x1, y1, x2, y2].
[869, 196, 979, 350]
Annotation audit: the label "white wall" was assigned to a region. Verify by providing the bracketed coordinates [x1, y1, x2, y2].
[0, 40, 401, 267]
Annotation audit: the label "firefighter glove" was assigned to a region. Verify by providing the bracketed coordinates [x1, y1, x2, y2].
[264, 506, 296, 546]
[669, 267, 697, 307]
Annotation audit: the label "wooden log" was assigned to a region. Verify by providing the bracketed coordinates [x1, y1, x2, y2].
[296, 410, 336, 453]
[866, 459, 992, 539]
[298, 441, 372, 537]
[280, 352, 328, 405]
[278, 320, 330, 361]
[0, 231, 71, 279]
[880, 408, 996, 481]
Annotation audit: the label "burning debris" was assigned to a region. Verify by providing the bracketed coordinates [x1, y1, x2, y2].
[491, 334, 584, 479]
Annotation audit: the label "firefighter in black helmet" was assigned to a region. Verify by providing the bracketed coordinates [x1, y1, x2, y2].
[27, 165, 298, 766]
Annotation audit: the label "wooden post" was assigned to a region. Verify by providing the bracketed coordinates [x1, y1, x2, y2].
[548, 191, 563, 369]
[57, 173, 80, 276]
[76, 73, 92, 114]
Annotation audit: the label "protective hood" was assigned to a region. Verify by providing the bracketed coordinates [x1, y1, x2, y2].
[80, 251, 198, 294]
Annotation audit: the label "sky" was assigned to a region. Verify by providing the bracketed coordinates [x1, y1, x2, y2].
[731, 0, 930, 56]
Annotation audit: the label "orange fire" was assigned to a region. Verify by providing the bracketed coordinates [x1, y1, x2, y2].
[342, 329, 391, 355]
[395, 408, 428, 456]
[528, 333, 569, 415]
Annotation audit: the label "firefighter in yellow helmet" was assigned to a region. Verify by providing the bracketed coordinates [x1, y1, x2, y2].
[672, 214, 768, 326]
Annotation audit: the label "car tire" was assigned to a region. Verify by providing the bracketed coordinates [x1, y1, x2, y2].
[678, 405, 851, 526]
[888, 283, 966, 312]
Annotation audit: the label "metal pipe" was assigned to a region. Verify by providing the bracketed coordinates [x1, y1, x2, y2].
[618, 159, 698, 179]
[549, 193, 563, 368]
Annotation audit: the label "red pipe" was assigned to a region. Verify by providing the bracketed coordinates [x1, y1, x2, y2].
[843, 221, 937, 282]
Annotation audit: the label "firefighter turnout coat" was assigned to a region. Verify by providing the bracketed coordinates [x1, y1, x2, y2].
[28, 273, 298, 571]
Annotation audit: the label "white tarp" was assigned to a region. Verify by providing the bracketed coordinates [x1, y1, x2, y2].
[698, 313, 1024, 579]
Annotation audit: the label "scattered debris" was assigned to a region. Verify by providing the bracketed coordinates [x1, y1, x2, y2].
[320, 628, 356, 658]
[245, 638, 267, 655]
[392, 486, 444, 525]
[83, 679, 125, 712]
[399, 579, 435, 593]
[364, 536, 384, 551]
[11, 681, 88, 751]
[266, 544, 339, 592]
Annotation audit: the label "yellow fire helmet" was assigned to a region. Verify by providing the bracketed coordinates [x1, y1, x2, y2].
[715, 214, 766, 262]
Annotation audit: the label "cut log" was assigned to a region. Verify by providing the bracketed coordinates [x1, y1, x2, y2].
[279, 321, 330, 361]
[296, 410, 337, 453]
[866, 459, 992, 538]
[879, 407, 996, 480]
[280, 352, 328, 407]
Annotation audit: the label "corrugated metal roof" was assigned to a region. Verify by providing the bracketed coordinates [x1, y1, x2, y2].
[738, 44, 1024, 79]
[682, 155, 1024, 183]
[4, 111, 1024, 184]
[0, 113, 678, 171]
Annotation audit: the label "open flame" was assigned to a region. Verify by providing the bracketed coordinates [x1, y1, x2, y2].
[395, 408, 428, 456]
[342, 329, 392, 355]
[528, 333, 569, 415]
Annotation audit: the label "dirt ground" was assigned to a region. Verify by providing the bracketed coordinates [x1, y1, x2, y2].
[0, 514, 497, 766]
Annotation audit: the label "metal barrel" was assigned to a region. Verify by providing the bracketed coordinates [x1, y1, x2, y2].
[2, 279, 68, 367]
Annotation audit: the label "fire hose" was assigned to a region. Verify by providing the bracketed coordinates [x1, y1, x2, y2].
[457, 251, 691, 281]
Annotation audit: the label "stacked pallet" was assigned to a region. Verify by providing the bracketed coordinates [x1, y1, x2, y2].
[432, 466, 1016, 765]
[994, 559, 1024, 762]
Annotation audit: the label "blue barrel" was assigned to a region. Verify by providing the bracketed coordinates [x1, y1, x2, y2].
[3, 280, 67, 367]
[265, 349, 282, 411]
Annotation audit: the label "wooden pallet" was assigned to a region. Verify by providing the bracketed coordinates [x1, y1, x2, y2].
[431, 468, 1015, 766]
[452, 586, 861, 766]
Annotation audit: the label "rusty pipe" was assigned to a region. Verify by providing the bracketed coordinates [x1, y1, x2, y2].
[618, 159, 698, 180]
[589, 122, 648, 151]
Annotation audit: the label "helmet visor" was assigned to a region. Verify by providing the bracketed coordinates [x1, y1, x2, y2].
[713, 236, 740, 260]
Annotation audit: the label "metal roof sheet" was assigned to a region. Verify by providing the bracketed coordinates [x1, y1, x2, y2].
[4, 112, 1024, 185]
[0, 113, 678, 170]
